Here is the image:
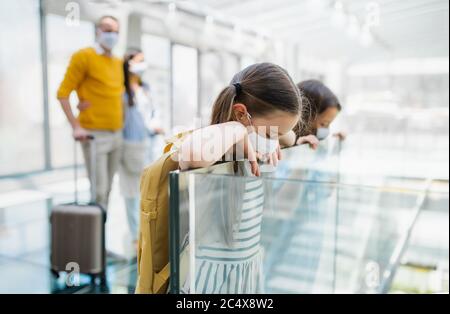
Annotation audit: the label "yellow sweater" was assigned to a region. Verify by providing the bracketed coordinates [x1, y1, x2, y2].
[57, 47, 124, 130]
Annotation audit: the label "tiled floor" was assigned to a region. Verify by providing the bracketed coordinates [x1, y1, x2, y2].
[0, 171, 137, 294]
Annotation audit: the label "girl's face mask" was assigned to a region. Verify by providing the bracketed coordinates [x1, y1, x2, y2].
[246, 113, 279, 155]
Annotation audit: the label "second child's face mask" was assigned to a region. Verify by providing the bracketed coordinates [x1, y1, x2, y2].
[316, 127, 330, 140]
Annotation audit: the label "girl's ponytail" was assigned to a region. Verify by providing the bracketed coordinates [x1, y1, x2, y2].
[209, 63, 303, 129]
[210, 85, 239, 125]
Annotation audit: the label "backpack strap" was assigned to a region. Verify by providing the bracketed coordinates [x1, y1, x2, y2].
[140, 153, 172, 213]
[163, 130, 194, 154]
[153, 263, 170, 293]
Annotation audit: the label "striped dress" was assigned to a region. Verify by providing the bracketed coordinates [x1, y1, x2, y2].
[194, 179, 265, 294]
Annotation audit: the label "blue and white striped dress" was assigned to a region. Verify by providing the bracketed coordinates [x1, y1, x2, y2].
[194, 179, 265, 294]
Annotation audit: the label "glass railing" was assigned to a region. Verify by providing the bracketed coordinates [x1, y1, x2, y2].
[168, 140, 449, 294]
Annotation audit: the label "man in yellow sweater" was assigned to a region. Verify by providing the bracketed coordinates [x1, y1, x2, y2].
[57, 16, 124, 211]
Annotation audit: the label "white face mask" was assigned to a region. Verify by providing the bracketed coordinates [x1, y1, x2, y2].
[129, 62, 148, 76]
[248, 132, 279, 155]
[316, 127, 330, 140]
[246, 113, 279, 155]
[98, 31, 119, 50]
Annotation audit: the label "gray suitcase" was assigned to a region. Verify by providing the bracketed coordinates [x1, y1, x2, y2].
[50, 137, 106, 284]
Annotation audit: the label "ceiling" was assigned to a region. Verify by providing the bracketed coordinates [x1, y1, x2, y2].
[178, 0, 449, 62]
[58, 0, 449, 62]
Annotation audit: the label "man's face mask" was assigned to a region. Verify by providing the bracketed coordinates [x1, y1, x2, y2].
[98, 31, 119, 50]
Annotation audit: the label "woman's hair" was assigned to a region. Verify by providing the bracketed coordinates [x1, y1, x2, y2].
[295, 79, 342, 137]
[123, 48, 142, 107]
[210, 63, 302, 125]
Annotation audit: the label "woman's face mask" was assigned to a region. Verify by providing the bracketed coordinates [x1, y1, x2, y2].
[246, 113, 279, 155]
[129, 62, 148, 77]
[98, 31, 119, 50]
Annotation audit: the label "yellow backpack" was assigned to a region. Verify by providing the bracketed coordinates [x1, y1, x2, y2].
[135, 132, 190, 294]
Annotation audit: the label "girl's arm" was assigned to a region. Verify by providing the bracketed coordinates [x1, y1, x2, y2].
[279, 130, 320, 150]
[178, 122, 260, 176]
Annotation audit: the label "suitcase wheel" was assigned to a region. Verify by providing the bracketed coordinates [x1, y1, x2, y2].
[50, 269, 60, 279]
[89, 273, 107, 287]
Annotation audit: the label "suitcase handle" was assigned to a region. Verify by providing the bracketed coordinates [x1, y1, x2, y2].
[74, 135, 96, 205]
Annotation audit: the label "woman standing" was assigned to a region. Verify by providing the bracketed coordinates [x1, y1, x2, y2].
[120, 48, 163, 250]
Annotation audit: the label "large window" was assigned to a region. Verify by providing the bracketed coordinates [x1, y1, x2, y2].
[141, 33, 172, 159]
[199, 51, 240, 126]
[240, 55, 256, 70]
[0, 0, 45, 176]
[141, 34, 171, 132]
[171, 44, 199, 132]
[341, 61, 450, 180]
[46, 14, 95, 168]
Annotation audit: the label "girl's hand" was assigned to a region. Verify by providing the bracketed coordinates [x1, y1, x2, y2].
[259, 143, 282, 167]
[297, 135, 320, 150]
[276, 144, 282, 165]
[243, 133, 261, 177]
[333, 131, 347, 141]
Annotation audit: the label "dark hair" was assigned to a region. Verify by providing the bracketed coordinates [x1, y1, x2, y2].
[96, 15, 119, 28]
[295, 79, 341, 137]
[123, 48, 142, 107]
[210, 63, 302, 125]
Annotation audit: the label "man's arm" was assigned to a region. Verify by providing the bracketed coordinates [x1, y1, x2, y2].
[58, 97, 90, 140]
[57, 50, 89, 140]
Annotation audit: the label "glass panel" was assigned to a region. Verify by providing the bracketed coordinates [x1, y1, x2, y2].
[172, 44, 198, 132]
[274, 140, 340, 183]
[170, 167, 338, 294]
[390, 189, 449, 293]
[168, 145, 446, 294]
[334, 185, 423, 293]
[46, 14, 95, 168]
[169, 144, 341, 294]
[0, 0, 45, 175]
